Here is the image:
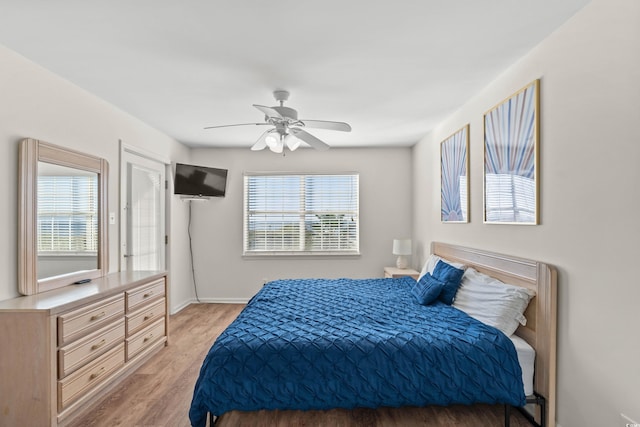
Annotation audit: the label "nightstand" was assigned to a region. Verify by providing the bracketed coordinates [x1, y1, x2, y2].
[384, 267, 420, 280]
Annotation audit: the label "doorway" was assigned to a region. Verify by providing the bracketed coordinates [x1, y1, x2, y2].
[120, 143, 167, 272]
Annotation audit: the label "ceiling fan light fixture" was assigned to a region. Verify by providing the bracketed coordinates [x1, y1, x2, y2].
[265, 133, 279, 149]
[286, 135, 301, 151]
[269, 139, 284, 154]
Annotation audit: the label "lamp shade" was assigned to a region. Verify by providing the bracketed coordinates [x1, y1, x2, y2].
[392, 239, 412, 256]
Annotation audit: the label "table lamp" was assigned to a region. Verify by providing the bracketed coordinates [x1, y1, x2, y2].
[392, 239, 412, 269]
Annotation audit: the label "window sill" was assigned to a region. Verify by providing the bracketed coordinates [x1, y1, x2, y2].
[37, 252, 98, 257]
[243, 250, 361, 259]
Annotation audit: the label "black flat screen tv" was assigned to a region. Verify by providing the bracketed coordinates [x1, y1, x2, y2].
[174, 163, 228, 197]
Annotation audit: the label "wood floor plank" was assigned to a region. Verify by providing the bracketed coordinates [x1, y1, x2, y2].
[69, 303, 531, 427]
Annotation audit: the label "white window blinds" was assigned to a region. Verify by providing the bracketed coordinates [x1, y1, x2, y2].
[244, 173, 359, 255]
[484, 174, 536, 223]
[37, 175, 98, 254]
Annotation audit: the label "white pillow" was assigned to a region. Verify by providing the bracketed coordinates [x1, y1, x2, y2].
[452, 267, 535, 336]
[417, 254, 466, 281]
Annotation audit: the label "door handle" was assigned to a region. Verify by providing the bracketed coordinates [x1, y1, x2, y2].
[124, 254, 134, 258]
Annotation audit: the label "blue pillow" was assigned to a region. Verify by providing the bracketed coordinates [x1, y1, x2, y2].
[411, 273, 445, 305]
[432, 260, 465, 304]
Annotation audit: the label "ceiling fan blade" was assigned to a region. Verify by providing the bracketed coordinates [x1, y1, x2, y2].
[289, 128, 330, 151]
[299, 119, 351, 132]
[250, 129, 272, 151]
[204, 123, 269, 130]
[253, 104, 283, 119]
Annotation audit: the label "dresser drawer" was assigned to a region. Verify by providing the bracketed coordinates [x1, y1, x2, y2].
[126, 318, 165, 361]
[58, 295, 125, 346]
[58, 342, 125, 410]
[58, 318, 125, 379]
[126, 297, 165, 336]
[126, 279, 165, 312]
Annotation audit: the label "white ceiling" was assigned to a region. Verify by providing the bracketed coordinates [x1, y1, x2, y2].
[0, 1, 590, 149]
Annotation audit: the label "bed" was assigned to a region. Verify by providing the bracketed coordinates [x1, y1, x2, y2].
[189, 242, 557, 427]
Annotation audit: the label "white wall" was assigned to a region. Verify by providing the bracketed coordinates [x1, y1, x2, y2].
[412, 0, 640, 425]
[0, 43, 193, 313]
[183, 147, 413, 301]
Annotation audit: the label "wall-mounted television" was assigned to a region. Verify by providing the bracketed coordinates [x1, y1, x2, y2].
[174, 163, 228, 198]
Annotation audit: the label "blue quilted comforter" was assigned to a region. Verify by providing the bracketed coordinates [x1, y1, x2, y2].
[189, 277, 524, 426]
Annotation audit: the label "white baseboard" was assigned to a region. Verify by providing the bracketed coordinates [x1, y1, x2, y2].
[170, 299, 194, 315]
[195, 297, 250, 304]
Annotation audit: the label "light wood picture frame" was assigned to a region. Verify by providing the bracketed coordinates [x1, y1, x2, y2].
[483, 79, 540, 224]
[440, 125, 469, 223]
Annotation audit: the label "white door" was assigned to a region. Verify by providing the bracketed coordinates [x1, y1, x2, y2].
[121, 149, 166, 271]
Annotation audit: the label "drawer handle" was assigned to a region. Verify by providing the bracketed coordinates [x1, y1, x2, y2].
[143, 291, 153, 298]
[90, 339, 107, 351]
[143, 333, 154, 343]
[89, 367, 105, 381]
[143, 313, 154, 321]
[90, 312, 106, 321]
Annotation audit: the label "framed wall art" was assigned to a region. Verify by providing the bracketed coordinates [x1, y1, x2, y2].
[483, 79, 539, 224]
[440, 124, 469, 223]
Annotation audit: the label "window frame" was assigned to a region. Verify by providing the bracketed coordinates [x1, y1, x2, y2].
[243, 172, 360, 257]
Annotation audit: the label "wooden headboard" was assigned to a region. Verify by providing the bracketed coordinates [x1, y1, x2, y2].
[431, 242, 557, 427]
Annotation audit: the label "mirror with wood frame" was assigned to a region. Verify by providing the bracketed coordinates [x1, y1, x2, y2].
[19, 138, 109, 295]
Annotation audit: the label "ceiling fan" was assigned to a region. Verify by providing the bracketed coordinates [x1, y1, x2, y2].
[204, 90, 351, 153]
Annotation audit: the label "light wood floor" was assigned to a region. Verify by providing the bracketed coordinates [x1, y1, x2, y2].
[69, 303, 531, 427]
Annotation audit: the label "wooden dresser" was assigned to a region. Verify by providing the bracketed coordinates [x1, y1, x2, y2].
[0, 270, 168, 427]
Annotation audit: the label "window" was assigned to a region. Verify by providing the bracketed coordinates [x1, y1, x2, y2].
[37, 175, 98, 254]
[244, 173, 359, 255]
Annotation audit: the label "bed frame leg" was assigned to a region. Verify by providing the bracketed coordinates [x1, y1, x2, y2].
[514, 392, 547, 427]
[504, 405, 511, 427]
